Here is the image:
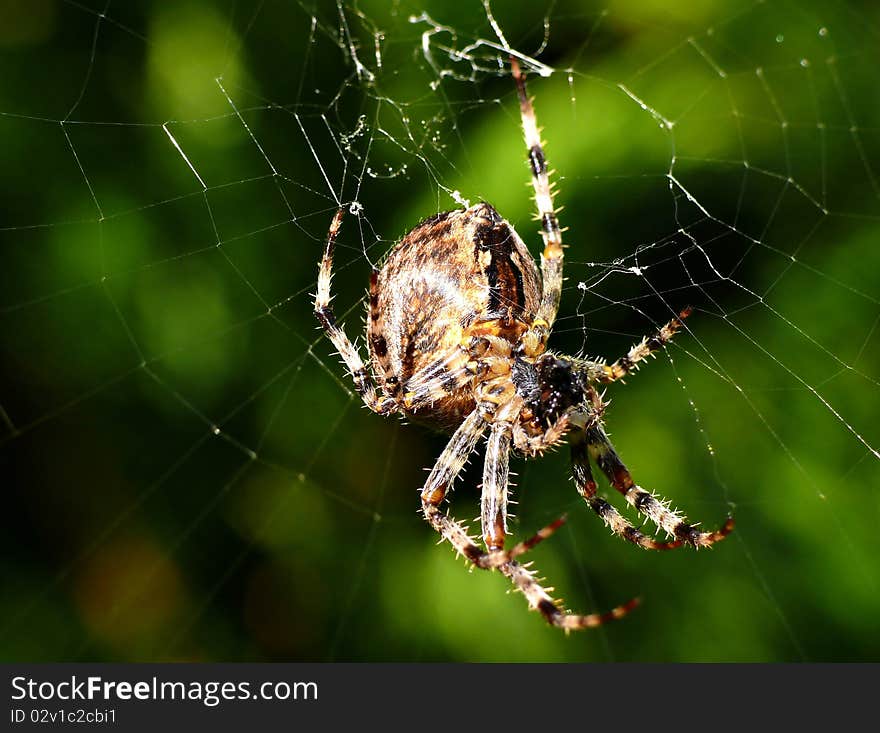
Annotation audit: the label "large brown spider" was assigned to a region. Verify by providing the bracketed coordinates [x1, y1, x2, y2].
[314, 58, 733, 630]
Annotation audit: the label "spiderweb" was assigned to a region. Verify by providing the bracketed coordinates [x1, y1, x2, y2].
[1, 0, 878, 662]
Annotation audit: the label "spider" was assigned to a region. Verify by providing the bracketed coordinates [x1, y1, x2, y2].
[314, 57, 734, 631]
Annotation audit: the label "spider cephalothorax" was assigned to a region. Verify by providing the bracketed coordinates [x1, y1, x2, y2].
[314, 58, 733, 631]
[525, 354, 588, 425]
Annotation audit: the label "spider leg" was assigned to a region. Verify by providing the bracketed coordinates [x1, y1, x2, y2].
[314, 208, 398, 415]
[419, 409, 503, 565]
[512, 414, 570, 457]
[595, 307, 693, 384]
[420, 409, 550, 567]
[498, 561, 640, 631]
[402, 347, 471, 411]
[585, 424, 734, 547]
[402, 332, 515, 413]
[482, 418, 514, 550]
[512, 57, 563, 333]
[570, 429, 682, 550]
[421, 409, 487, 509]
[421, 408, 636, 629]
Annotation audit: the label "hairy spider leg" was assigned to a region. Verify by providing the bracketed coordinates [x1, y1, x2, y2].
[420, 409, 556, 567]
[420, 408, 635, 628]
[512, 57, 564, 339]
[401, 346, 471, 409]
[585, 424, 735, 547]
[482, 407, 516, 551]
[570, 429, 683, 550]
[594, 307, 694, 384]
[314, 209, 399, 415]
[482, 424, 512, 551]
[512, 413, 571, 456]
[497, 561, 640, 632]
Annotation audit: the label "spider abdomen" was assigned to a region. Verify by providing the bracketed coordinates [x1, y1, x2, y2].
[369, 203, 541, 430]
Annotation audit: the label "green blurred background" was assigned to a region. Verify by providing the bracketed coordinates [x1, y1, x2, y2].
[1, 0, 878, 662]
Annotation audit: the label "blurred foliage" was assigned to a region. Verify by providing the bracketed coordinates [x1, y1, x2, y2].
[1, 0, 878, 662]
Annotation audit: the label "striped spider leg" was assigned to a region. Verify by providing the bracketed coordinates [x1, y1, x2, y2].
[421, 406, 639, 630]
